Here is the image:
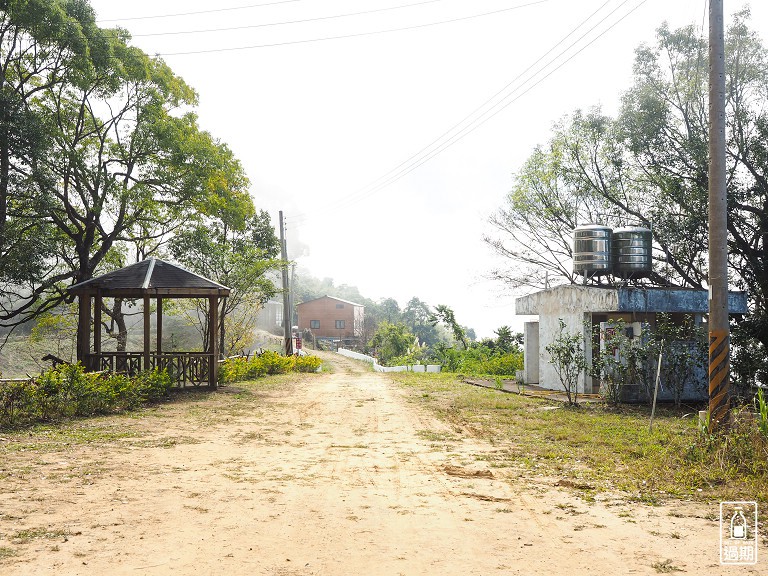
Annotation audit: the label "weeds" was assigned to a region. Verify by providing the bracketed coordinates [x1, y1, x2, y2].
[392, 372, 768, 502]
[755, 389, 768, 439]
[651, 559, 683, 573]
[12, 527, 70, 543]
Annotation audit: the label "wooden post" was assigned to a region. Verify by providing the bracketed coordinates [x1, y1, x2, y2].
[143, 295, 151, 372]
[156, 298, 163, 355]
[77, 294, 91, 367]
[209, 296, 219, 389]
[94, 293, 102, 357]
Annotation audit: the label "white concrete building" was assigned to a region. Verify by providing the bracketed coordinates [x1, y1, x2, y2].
[516, 285, 748, 401]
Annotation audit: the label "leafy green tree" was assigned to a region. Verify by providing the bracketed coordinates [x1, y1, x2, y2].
[369, 322, 417, 365]
[0, 1, 253, 351]
[493, 325, 520, 353]
[486, 11, 768, 378]
[170, 209, 281, 356]
[429, 304, 468, 350]
[377, 298, 402, 323]
[0, 0, 111, 290]
[402, 297, 440, 347]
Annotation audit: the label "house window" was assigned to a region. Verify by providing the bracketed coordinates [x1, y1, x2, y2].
[335, 320, 345, 329]
[276, 307, 283, 326]
[336, 303, 344, 309]
[310, 320, 320, 329]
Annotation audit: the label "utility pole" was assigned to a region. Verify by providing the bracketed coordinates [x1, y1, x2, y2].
[290, 263, 296, 329]
[279, 211, 293, 356]
[708, 0, 730, 431]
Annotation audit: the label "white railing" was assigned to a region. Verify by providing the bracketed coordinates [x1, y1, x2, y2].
[337, 348, 441, 373]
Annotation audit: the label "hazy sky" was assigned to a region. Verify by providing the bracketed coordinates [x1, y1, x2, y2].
[89, 0, 766, 337]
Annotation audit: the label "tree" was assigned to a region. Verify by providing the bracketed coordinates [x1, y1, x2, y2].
[377, 298, 402, 323]
[429, 304, 468, 350]
[170, 209, 281, 356]
[0, 0, 108, 292]
[369, 322, 417, 365]
[486, 11, 768, 377]
[0, 1, 252, 346]
[493, 325, 520, 354]
[402, 297, 439, 347]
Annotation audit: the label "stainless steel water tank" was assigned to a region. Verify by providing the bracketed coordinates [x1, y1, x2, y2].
[573, 224, 612, 276]
[612, 226, 652, 278]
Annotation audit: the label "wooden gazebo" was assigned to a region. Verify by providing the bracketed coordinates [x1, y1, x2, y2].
[67, 258, 230, 388]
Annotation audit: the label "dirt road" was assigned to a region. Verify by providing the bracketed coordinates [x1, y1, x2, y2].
[0, 354, 759, 574]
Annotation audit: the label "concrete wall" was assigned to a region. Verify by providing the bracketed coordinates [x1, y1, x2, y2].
[537, 309, 594, 393]
[336, 348, 441, 373]
[515, 285, 746, 399]
[516, 284, 619, 316]
[516, 286, 615, 393]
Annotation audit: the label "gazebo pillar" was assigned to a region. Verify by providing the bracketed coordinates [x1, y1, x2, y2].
[76, 293, 91, 368]
[94, 291, 102, 358]
[143, 295, 151, 371]
[68, 258, 231, 387]
[156, 298, 163, 355]
[209, 296, 219, 389]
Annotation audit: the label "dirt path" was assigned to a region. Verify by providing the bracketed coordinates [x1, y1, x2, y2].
[0, 354, 759, 574]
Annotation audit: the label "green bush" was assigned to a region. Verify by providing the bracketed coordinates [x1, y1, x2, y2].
[482, 352, 524, 375]
[431, 344, 522, 377]
[258, 351, 295, 375]
[134, 368, 172, 403]
[0, 364, 172, 429]
[0, 379, 37, 427]
[218, 352, 324, 382]
[245, 356, 268, 378]
[294, 355, 323, 373]
[219, 357, 248, 383]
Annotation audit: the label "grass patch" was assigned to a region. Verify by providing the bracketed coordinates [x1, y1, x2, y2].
[0, 546, 17, 559]
[12, 527, 70, 543]
[652, 559, 684, 573]
[391, 372, 768, 503]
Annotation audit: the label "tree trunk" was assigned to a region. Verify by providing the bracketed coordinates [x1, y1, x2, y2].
[112, 298, 128, 352]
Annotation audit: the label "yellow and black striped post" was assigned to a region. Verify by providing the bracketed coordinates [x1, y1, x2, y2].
[708, 0, 730, 432]
[709, 330, 730, 429]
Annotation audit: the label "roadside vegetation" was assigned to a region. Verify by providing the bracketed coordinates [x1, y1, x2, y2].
[218, 351, 323, 383]
[0, 351, 324, 429]
[0, 364, 171, 429]
[364, 309, 523, 377]
[391, 371, 768, 504]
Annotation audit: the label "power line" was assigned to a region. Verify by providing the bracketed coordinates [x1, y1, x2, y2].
[359, 0, 648, 201]
[290, 0, 647, 223]
[97, 0, 305, 23]
[318, 0, 620, 212]
[130, 0, 447, 37]
[157, 1, 550, 56]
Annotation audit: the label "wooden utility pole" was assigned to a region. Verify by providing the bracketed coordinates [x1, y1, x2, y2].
[279, 211, 293, 356]
[708, 0, 730, 431]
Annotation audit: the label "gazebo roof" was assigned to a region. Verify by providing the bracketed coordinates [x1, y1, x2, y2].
[67, 258, 230, 298]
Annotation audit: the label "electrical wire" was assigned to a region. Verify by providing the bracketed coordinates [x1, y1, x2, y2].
[97, 0, 306, 23]
[290, 0, 647, 223]
[130, 0, 447, 37]
[156, 1, 550, 56]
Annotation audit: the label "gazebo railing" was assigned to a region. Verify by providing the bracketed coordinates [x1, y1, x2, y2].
[85, 352, 212, 387]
